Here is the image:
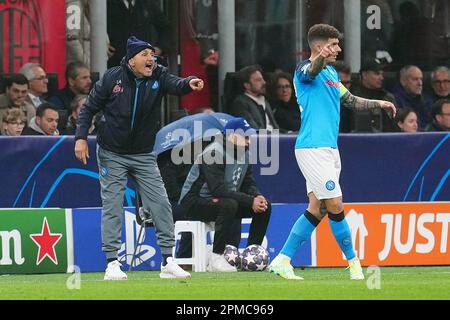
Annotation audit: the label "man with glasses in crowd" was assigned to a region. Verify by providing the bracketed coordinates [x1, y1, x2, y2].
[427, 66, 450, 103]
[18, 63, 49, 109]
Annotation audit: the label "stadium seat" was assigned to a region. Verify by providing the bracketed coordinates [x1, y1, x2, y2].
[172, 220, 215, 272]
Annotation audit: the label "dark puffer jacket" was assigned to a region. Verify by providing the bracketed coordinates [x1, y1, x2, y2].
[76, 59, 195, 154]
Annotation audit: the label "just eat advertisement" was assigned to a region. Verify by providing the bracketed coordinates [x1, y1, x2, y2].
[316, 203, 450, 267]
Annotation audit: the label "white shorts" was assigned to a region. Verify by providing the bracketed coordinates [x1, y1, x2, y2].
[295, 148, 342, 200]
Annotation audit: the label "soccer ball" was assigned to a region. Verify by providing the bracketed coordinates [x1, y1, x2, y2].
[241, 244, 270, 271]
[223, 245, 241, 268]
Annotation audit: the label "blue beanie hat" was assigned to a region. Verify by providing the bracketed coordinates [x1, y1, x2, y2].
[223, 117, 257, 136]
[126, 36, 154, 61]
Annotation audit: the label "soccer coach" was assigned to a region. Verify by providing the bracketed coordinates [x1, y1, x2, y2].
[74, 36, 204, 280]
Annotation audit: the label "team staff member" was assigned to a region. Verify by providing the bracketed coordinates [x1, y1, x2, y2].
[75, 36, 204, 280]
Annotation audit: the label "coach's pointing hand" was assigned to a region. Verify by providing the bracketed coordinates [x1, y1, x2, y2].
[189, 78, 204, 91]
[75, 139, 90, 165]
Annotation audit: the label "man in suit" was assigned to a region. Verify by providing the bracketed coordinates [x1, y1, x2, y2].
[18, 63, 48, 109]
[229, 65, 279, 132]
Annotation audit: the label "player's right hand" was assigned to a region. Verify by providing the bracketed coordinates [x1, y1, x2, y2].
[75, 139, 89, 165]
[320, 43, 335, 59]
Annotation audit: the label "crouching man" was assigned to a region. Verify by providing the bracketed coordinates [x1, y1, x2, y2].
[179, 118, 271, 272]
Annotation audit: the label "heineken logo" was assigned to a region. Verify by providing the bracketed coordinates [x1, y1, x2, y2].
[29, 217, 63, 265]
[0, 209, 68, 274]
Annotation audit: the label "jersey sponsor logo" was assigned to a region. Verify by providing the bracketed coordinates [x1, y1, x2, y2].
[325, 79, 340, 89]
[325, 180, 336, 191]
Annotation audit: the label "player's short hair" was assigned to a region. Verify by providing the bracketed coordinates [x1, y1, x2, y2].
[307, 24, 340, 46]
[36, 102, 59, 118]
[431, 99, 450, 119]
[238, 65, 263, 87]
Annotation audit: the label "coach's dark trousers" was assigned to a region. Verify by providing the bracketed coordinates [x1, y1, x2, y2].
[97, 145, 174, 260]
[186, 198, 271, 255]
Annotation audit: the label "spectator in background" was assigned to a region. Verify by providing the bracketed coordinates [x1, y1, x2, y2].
[21, 103, 59, 136]
[1, 108, 27, 136]
[48, 62, 92, 112]
[426, 66, 450, 103]
[332, 60, 353, 132]
[229, 65, 279, 132]
[267, 71, 300, 133]
[0, 74, 36, 126]
[395, 107, 418, 133]
[62, 94, 88, 135]
[107, 0, 170, 68]
[351, 58, 397, 132]
[425, 99, 450, 132]
[392, 65, 433, 130]
[18, 63, 49, 109]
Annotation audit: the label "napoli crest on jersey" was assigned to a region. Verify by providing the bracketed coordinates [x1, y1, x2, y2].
[152, 81, 160, 90]
[325, 180, 336, 191]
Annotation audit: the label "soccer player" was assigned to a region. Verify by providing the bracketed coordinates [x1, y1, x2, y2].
[269, 24, 396, 280]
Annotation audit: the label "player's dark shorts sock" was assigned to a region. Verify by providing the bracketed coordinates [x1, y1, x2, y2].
[280, 210, 320, 259]
[328, 211, 356, 260]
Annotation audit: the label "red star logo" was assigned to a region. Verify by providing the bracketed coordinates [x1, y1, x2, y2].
[30, 217, 63, 265]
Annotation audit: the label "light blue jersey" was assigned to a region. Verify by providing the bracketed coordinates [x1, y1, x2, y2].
[293, 59, 348, 149]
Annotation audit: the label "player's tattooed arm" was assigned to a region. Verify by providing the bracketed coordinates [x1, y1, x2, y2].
[340, 91, 381, 110]
[308, 55, 327, 78]
[341, 91, 397, 118]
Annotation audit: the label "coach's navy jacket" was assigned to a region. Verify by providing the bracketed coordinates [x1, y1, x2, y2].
[75, 59, 196, 154]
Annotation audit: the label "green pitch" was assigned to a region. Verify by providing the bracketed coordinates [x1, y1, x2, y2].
[1, 267, 449, 300]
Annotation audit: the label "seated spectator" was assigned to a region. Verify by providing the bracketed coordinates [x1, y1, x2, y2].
[426, 66, 450, 103]
[351, 58, 397, 132]
[332, 60, 352, 90]
[392, 65, 433, 130]
[1, 108, 27, 136]
[18, 63, 49, 109]
[332, 60, 353, 132]
[395, 107, 418, 133]
[179, 118, 271, 272]
[425, 99, 450, 132]
[61, 94, 88, 135]
[48, 61, 92, 112]
[267, 71, 301, 133]
[0, 74, 36, 126]
[228, 65, 279, 132]
[21, 103, 59, 136]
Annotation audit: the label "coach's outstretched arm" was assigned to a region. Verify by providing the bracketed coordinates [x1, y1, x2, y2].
[340, 90, 397, 119]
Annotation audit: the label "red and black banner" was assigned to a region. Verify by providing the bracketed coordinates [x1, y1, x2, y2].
[0, 0, 66, 87]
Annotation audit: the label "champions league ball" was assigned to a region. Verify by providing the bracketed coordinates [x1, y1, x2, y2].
[241, 244, 270, 271]
[223, 245, 241, 268]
